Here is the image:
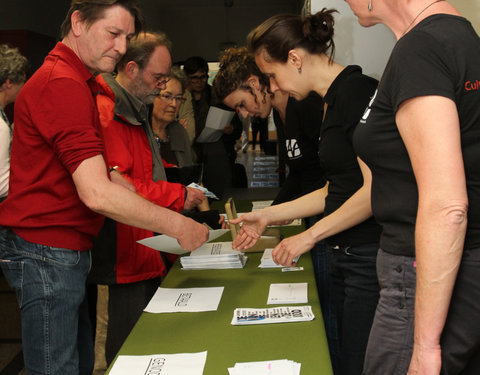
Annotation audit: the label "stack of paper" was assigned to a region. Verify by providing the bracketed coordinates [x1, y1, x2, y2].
[109, 351, 207, 375]
[181, 242, 247, 270]
[228, 359, 301, 375]
[144, 287, 224, 313]
[259, 248, 300, 268]
[231, 306, 314, 325]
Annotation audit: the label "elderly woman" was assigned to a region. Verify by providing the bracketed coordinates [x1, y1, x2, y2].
[0, 44, 28, 201]
[151, 66, 194, 168]
[343, 1, 480, 374]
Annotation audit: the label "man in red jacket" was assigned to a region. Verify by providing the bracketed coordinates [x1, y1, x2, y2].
[0, 2, 208, 374]
[90, 32, 205, 371]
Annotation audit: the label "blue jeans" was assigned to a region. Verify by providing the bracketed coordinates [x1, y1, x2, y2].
[0, 228, 93, 375]
[330, 243, 380, 375]
[307, 216, 341, 375]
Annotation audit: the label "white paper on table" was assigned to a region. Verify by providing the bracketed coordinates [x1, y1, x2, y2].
[267, 283, 308, 305]
[137, 229, 230, 255]
[144, 286, 224, 313]
[109, 351, 207, 375]
[259, 248, 300, 269]
[228, 359, 301, 375]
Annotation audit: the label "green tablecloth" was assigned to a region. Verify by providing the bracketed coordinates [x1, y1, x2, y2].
[108, 201, 333, 375]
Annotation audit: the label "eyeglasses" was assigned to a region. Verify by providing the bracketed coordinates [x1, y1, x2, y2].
[152, 74, 171, 86]
[188, 74, 208, 82]
[158, 93, 186, 104]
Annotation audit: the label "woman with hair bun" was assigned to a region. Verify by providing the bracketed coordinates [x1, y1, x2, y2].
[213, 46, 341, 374]
[230, 9, 380, 375]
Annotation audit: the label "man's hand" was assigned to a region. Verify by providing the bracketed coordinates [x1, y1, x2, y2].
[184, 187, 205, 210]
[223, 124, 234, 134]
[177, 218, 209, 251]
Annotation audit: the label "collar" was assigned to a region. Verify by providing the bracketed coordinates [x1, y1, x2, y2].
[52, 42, 96, 90]
[100, 73, 148, 126]
[323, 65, 362, 107]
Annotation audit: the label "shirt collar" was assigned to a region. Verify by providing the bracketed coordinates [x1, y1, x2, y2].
[323, 65, 362, 106]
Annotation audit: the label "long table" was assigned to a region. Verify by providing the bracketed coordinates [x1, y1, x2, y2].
[107, 201, 333, 375]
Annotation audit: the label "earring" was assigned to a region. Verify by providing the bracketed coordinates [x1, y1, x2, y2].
[368, 0, 372, 11]
[298, 67, 302, 74]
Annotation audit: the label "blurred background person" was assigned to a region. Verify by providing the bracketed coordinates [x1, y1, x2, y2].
[0, 44, 28, 202]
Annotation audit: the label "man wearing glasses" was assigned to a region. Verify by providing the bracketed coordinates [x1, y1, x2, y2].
[91, 32, 205, 372]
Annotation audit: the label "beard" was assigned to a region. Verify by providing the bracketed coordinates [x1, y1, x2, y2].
[142, 90, 160, 105]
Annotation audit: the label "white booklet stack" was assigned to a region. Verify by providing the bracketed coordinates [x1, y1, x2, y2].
[259, 248, 300, 268]
[228, 359, 301, 375]
[231, 306, 314, 325]
[181, 242, 247, 270]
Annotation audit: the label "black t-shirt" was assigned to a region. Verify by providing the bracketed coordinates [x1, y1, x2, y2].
[319, 65, 381, 246]
[273, 91, 326, 204]
[354, 15, 480, 257]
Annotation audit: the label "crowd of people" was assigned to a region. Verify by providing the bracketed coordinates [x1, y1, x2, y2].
[0, 0, 479, 375]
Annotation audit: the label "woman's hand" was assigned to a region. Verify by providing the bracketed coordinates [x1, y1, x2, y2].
[272, 229, 316, 266]
[407, 343, 442, 375]
[230, 211, 269, 249]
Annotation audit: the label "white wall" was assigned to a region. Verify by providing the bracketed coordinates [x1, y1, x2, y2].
[310, 0, 480, 80]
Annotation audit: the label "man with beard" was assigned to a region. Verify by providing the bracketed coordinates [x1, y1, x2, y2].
[90, 32, 205, 372]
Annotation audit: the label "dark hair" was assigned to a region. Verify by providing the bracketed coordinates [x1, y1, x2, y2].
[168, 66, 187, 93]
[0, 44, 29, 86]
[247, 8, 337, 63]
[183, 56, 209, 76]
[116, 31, 171, 71]
[60, 0, 144, 39]
[213, 46, 270, 102]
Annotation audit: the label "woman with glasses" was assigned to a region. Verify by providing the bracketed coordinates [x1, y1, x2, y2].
[151, 66, 193, 168]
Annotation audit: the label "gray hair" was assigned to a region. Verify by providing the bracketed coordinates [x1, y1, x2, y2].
[117, 31, 172, 71]
[168, 66, 187, 93]
[0, 44, 29, 86]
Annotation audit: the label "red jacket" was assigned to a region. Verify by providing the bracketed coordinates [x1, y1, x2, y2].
[90, 74, 184, 284]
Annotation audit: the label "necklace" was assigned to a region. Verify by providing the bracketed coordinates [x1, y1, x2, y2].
[402, 0, 445, 37]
